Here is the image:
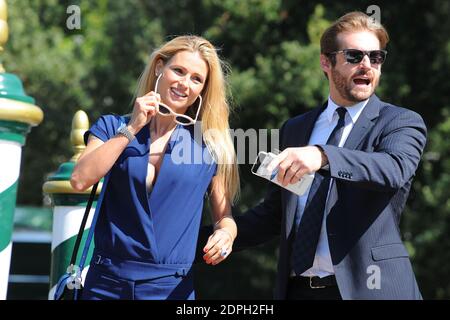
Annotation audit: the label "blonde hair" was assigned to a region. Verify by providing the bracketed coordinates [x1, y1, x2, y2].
[321, 11, 389, 61]
[134, 35, 239, 203]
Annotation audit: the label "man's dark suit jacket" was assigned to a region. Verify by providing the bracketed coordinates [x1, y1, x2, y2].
[231, 94, 426, 299]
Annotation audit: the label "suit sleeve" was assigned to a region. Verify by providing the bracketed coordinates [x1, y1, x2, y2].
[232, 122, 290, 250]
[195, 180, 283, 262]
[233, 182, 283, 250]
[319, 109, 427, 191]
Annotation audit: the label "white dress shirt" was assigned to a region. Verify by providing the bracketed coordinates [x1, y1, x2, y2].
[295, 96, 368, 278]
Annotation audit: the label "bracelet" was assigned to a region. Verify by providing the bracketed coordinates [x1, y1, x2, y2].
[116, 123, 135, 143]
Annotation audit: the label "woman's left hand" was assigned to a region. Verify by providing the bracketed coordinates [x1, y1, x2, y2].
[203, 228, 234, 265]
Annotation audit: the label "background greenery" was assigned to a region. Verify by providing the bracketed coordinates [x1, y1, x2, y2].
[4, 0, 449, 299]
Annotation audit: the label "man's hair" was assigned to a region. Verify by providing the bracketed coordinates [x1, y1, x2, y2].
[321, 11, 389, 66]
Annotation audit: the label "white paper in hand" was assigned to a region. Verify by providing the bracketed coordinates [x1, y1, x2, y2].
[251, 151, 314, 196]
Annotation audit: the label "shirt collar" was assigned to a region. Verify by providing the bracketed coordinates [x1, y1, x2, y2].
[326, 96, 369, 124]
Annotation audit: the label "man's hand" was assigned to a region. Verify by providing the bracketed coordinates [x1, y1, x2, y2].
[267, 146, 328, 186]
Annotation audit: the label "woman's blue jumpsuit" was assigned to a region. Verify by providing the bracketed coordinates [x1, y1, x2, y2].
[81, 114, 217, 300]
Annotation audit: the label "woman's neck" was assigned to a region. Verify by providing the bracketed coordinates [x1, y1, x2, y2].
[150, 114, 177, 138]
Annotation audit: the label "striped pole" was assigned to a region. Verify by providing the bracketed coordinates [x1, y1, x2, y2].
[0, 137, 21, 299]
[0, 1, 44, 299]
[43, 111, 102, 300]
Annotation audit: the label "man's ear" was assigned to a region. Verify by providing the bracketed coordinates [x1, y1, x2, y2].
[320, 54, 331, 76]
[155, 59, 164, 76]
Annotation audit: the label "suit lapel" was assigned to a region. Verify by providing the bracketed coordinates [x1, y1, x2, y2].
[285, 102, 327, 238]
[326, 95, 381, 223]
[343, 94, 380, 150]
[286, 102, 327, 148]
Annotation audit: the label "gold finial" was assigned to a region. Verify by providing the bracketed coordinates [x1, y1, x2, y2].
[70, 110, 89, 162]
[0, 0, 8, 73]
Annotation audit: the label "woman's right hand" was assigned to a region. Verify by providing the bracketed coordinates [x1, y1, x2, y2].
[127, 91, 160, 135]
[203, 228, 235, 265]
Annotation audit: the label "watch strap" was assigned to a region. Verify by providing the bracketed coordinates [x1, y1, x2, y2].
[117, 123, 135, 142]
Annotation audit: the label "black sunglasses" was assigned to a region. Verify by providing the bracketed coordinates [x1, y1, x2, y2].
[328, 49, 387, 65]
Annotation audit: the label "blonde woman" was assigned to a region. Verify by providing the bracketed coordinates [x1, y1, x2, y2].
[70, 35, 239, 300]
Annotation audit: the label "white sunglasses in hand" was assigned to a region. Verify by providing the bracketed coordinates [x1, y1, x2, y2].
[154, 74, 203, 126]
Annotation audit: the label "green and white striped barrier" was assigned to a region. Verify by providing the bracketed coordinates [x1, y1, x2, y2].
[0, 2, 43, 299]
[0, 75, 43, 299]
[0, 138, 21, 299]
[44, 111, 101, 300]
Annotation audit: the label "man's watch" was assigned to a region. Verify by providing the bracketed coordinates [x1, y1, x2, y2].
[116, 123, 135, 142]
